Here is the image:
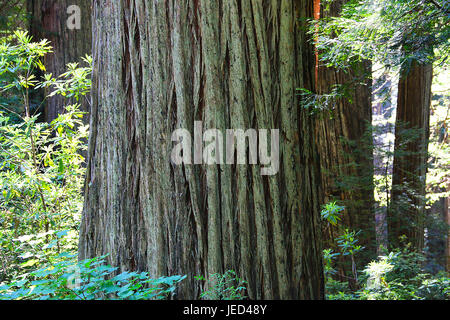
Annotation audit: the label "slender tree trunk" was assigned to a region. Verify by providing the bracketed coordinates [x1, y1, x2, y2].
[389, 62, 433, 250]
[28, 0, 91, 122]
[446, 182, 450, 272]
[314, 0, 376, 270]
[79, 0, 324, 300]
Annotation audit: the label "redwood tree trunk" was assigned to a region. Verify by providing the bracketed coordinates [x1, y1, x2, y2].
[79, 0, 324, 300]
[28, 0, 91, 122]
[446, 184, 450, 272]
[389, 62, 433, 250]
[315, 0, 376, 269]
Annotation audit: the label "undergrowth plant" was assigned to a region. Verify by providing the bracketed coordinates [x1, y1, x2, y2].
[0, 31, 88, 283]
[322, 202, 449, 300]
[0, 254, 186, 300]
[196, 270, 247, 300]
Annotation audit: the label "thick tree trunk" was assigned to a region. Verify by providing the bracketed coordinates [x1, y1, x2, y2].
[28, 0, 91, 122]
[79, 0, 324, 300]
[389, 62, 433, 250]
[314, 0, 376, 270]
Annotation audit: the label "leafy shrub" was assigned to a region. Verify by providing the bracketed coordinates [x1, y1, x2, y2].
[0, 30, 51, 119]
[39, 55, 92, 105]
[383, 242, 425, 282]
[323, 248, 340, 278]
[325, 278, 361, 300]
[196, 270, 247, 300]
[323, 203, 449, 300]
[321, 203, 365, 287]
[0, 254, 186, 300]
[0, 31, 89, 283]
[416, 275, 449, 300]
[321, 201, 345, 226]
[357, 249, 449, 300]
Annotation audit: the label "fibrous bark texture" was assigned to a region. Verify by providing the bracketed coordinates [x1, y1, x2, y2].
[79, 0, 324, 300]
[314, 0, 376, 266]
[390, 62, 433, 250]
[28, 0, 92, 122]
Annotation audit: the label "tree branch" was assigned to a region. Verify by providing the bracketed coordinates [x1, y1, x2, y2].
[426, 0, 449, 13]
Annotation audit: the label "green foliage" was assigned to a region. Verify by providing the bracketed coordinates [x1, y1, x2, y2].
[323, 248, 340, 277]
[321, 201, 345, 226]
[0, 30, 50, 88]
[301, 0, 450, 112]
[362, 252, 395, 292]
[297, 85, 349, 113]
[321, 202, 366, 290]
[327, 245, 450, 300]
[322, 202, 449, 300]
[0, 30, 52, 119]
[0, 97, 87, 280]
[416, 274, 450, 300]
[358, 248, 428, 300]
[313, 0, 449, 71]
[39, 55, 92, 104]
[196, 270, 248, 300]
[0, 254, 186, 300]
[0, 31, 89, 285]
[325, 278, 361, 300]
[336, 229, 365, 256]
[0, 1, 27, 38]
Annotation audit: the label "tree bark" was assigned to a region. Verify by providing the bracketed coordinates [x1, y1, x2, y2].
[79, 0, 324, 300]
[314, 0, 376, 269]
[389, 62, 433, 250]
[446, 182, 450, 272]
[28, 0, 91, 122]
